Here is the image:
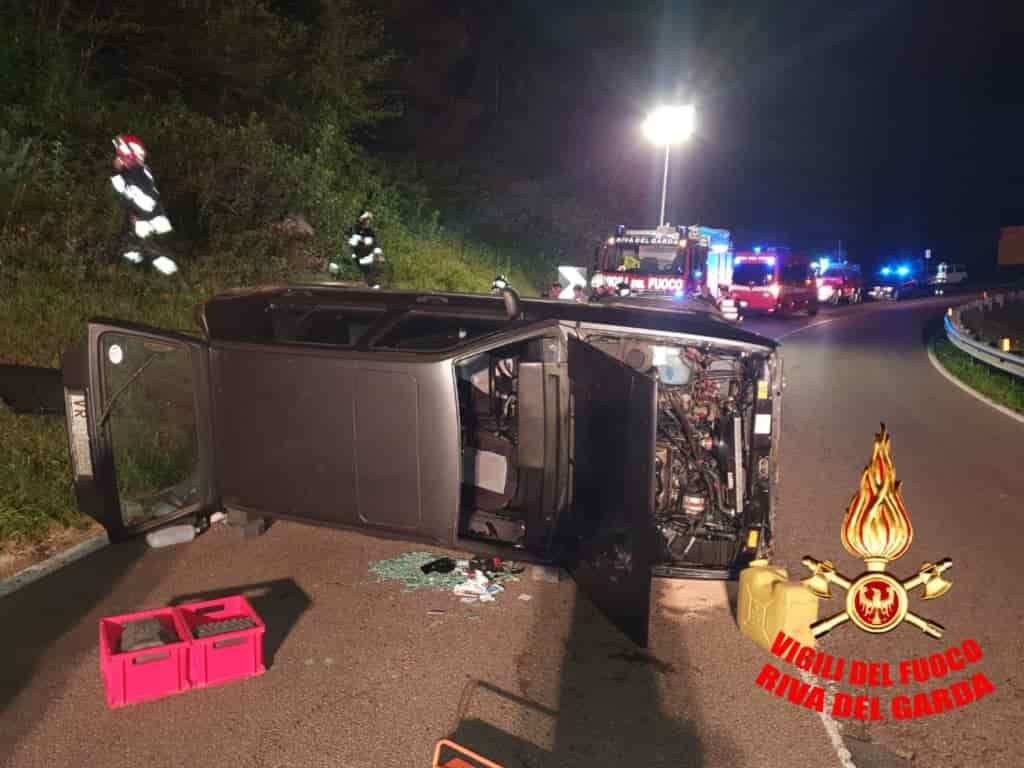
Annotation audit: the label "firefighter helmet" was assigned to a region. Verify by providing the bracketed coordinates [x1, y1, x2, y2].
[113, 134, 146, 165]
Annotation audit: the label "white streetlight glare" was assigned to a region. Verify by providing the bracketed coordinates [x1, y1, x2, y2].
[642, 105, 696, 146]
[643, 104, 696, 226]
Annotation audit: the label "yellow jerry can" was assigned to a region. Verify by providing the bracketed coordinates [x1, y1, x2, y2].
[737, 559, 820, 651]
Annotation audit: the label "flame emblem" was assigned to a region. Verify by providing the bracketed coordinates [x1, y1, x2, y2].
[841, 427, 913, 569]
[801, 424, 953, 638]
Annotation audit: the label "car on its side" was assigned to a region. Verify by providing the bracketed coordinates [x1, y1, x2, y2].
[59, 284, 784, 646]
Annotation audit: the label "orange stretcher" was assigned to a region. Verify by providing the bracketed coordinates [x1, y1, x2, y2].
[432, 739, 504, 768]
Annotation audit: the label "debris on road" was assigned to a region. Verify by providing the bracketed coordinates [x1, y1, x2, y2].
[452, 570, 507, 603]
[368, 551, 467, 592]
[453, 570, 491, 598]
[420, 557, 458, 574]
[369, 551, 525, 603]
[451, 557, 525, 603]
[145, 523, 196, 549]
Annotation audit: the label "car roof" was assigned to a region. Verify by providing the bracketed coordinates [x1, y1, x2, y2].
[196, 282, 778, 350]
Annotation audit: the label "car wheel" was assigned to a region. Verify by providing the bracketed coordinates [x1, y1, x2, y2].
[807, 299, 819, 316]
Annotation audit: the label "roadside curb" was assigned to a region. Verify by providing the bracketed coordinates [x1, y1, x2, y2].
[926, 342, 1024, 427]
[0, 533, 110, 600]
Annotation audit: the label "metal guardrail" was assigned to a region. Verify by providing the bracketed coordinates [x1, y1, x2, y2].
[944, 290, 1024, 379]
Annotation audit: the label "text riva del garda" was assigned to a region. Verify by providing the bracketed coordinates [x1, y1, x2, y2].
[754, 630, 995, 720]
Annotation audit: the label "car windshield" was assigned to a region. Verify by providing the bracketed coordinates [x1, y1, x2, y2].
[732, 262, 773, 286]
[612, 246, 681, 274]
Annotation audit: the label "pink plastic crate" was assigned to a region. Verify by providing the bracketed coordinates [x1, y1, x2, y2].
[99, 608, 192, 709]
[176, 596, 266, 689]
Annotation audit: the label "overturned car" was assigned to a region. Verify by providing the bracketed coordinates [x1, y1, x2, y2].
[60, 284, 783, 645]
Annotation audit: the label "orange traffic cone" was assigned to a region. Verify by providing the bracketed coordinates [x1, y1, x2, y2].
[432, 739, 505, 768]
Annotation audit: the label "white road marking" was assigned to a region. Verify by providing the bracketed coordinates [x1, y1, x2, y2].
[799, 669, 859, 768]
[656, 578, 857, 767]
[926, 343, 1024, 426]
[774, 318, 837, 340]
[0, 533, 109, 599]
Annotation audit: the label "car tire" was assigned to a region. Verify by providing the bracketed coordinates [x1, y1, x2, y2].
[807, 299, 819, 316]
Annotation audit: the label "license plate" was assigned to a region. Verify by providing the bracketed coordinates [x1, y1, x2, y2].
[65, 390, 93, 477]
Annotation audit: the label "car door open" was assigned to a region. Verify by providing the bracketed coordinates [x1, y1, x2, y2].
[61, 321, 215, 542]
[563, 336, 658, 647]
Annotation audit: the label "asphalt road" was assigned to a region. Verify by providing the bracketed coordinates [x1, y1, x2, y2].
[1, 295, 1020, 768]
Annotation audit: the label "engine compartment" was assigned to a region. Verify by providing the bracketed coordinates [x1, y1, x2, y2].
[456, 331, 771, 573]
[586, 336, 760, 568]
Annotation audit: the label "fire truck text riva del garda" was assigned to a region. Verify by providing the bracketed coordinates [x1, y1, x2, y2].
[561, 224, 735, 300]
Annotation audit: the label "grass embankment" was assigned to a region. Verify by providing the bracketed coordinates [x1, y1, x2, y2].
[1, 243, 540, 546]
[931, 335, 1024, 414]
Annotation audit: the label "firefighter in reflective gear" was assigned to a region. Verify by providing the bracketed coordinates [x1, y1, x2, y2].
[491, 275, 510, 295]
[109, 134, 179, 277]
[333, 211, 384, 289]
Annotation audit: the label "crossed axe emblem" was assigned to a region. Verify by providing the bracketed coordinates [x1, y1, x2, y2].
[801, 557, 953, 638]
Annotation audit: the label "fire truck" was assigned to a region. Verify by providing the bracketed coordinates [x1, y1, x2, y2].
[566, 224, 734, 299]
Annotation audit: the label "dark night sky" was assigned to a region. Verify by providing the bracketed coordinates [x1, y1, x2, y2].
[385, 0, 1023, 270]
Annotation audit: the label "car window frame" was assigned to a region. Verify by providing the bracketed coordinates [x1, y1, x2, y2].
[266, 302, 391, 349]
[368, 309, 517, 354]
